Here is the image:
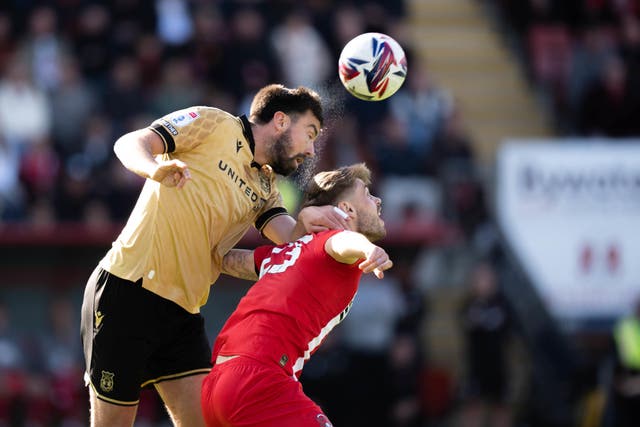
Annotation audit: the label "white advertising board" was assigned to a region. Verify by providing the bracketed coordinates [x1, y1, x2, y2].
[496, 140, 640, 321]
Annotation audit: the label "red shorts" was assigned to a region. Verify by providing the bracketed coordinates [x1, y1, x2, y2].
[201, 356, 333, 427]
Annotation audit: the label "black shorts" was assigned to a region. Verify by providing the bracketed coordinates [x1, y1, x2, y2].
[80, 267, 212, 406]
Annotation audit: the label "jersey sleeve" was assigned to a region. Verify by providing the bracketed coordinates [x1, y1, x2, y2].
[253, 245, 276, 271]
[148, 106, 219, 153]
[313, 229, 343, 255]
[254, 190, 288, 233]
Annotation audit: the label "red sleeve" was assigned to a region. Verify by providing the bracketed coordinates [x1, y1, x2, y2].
[253, 245, 275, 271]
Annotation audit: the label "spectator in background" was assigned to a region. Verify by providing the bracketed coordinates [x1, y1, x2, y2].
[389, 258, 427, 427]
[102, 56, 147, 135]
[340, 272, 406, 427]
[605, 297, 640, 427]
[18, 136, 60, 221]
[80, 113, 114, 173]
[135, 34, 165, 92]
[221, 7, 280, 100]
[53, 111, 118, 224]
[0, 57, 51, 156]
[567, 25, 617, 124]
[458, 261, 514, 427]
[620, 15, 640, 75]
[430, 102, 488, 243]
[430, 100, 474, 177]
[0, 12, 16, 76]
[189, 4, 226, 83]
[109, 0, 155, 56]
[0, 134, 25, 221]
[53, 167, 96, 223]
[30, 296, 86, 425]
[389, 61, 452, 169]
[73, 3, 113, 86]
[18, 5, 69, 92]
[0, 299, 29, 426]
[618, 14, 640, 110]
[371, 113, 425, 176]
[154, 0, 193, 48]
[329, 4, 367, 57]
[270, 9, 332, 88]
[577, 54, 640, 137]
[148, 56, 202, 117]
[50, 57, 97, 159]
[389, 334, 424, 427]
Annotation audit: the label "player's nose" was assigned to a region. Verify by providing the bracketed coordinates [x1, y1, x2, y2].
[305, 140, 315, 157]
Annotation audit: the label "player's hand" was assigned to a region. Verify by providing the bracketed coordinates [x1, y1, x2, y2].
[151, 159, 192, 189]
[298, 205, 350, 233]
[358, 245, 393, 279]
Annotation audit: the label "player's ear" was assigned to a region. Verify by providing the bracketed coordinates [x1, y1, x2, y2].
[273, 111, 290, 132]
[337, 201, 355, 219]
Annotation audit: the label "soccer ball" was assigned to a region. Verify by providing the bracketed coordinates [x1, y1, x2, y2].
[338, 32, 407, 101]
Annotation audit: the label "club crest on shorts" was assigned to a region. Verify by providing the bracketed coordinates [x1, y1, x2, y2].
[100, 371, 115, 393]
[316, 414, 333, 427]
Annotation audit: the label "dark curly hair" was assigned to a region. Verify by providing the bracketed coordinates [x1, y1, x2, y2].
[249, 84, 324, 127]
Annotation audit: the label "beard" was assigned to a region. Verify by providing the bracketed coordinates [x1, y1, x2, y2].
[268, 129, 303, 176]
[290, 156, 318, 189]
[358, 210, 386, 242]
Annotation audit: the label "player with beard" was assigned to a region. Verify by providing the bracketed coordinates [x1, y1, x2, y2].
[201, 163, 393, 427]
[80, 84, 350, 427]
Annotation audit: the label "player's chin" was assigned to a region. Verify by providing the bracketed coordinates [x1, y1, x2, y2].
[366, 227, 386, 242]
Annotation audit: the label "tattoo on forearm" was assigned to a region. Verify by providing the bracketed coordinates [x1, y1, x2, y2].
[222, 250, 258, 281]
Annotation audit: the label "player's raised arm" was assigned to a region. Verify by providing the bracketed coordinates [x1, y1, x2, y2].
[221, 249, 258, 281]
[262, 205, 350, 245]
[114, 128, 191, 188]
[294, 205, 351, 237]
[324, 230, 393, 279]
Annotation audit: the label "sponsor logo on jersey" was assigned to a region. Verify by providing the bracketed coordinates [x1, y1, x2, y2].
[236, 139, 243, 153]
[100, 371, 115, 393]
[218, 160, 267, 211]
[167, 110, 199, 128]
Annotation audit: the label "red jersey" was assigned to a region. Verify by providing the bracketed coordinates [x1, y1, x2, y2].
[212, 230, 363, 379]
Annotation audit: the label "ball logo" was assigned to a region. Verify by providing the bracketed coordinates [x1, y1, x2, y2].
[338, 32, 407, 101]
[365, 37, 400, 97]
[339, 58, 362, 81]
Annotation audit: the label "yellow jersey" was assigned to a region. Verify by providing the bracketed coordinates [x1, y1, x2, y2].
[100, 107, 286, 313]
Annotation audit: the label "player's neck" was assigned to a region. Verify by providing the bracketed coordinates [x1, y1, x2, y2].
[251, 123, 271, 166]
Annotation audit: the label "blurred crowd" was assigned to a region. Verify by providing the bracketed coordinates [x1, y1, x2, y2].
[493, 0, 640, 135]
[0, 295, 85, 426]
[1, 0, 637, 426]
[0, 0, 485, 236]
